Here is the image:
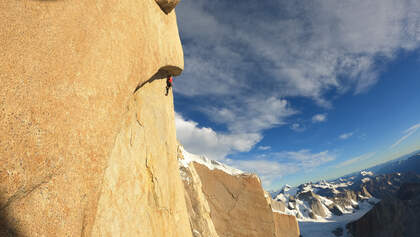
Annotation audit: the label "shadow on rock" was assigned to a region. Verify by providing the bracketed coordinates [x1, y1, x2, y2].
[0, 194, 19, 237]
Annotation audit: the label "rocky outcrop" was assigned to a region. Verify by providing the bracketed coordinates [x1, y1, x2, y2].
[298, 191, 327, 218]
[194, 163, 277, 237]
[1, 0, 191, 236]
[273, 212, 300, 237]
[347, 183, 420, 237]
[180, 162, 219, 237]
[178, 148, 300, 237]
[359, 172, 420, 199]
[270, 198, 286, 213]
[155, 0, 181, 14]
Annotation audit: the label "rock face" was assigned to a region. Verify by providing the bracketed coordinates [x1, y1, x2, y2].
[178, 148, 300, 237]
[0, 0, 191, 236]
[360, 172, 420, 199]
[193, 163, 277, 237]
[155, 0, 181, 14]
[347, 183, 420, 237]
[297, 191, 327, 218]
[180, 162, 219, 237]
[273, 212, 300, 237]
[270, 198, 286, 213]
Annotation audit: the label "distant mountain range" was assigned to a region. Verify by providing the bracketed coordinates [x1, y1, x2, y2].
[270, 151, 420, 237]
[366, 151, 420, 175]
[347, 182, 420, 237]
[336, 150, 420, 181]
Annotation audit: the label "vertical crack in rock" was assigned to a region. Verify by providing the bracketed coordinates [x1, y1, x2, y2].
[145, 151, 171, 215]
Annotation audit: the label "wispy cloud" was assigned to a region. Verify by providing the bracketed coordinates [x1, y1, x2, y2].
[225, 159, 296, 188]
[258, 146, 271, 151]
[175, 0, 420, 147]
[175, 0, 420, 180]
[335, 152, 376, 168]
[204, 97, 297, 133]
[339, 132, 355, 140]
[290, 123, 306, 132]
[177, 0, 420, 101]
[390, 123, 420, 149]
[226, 149, 335, 188]
[312, 114, 327, 123]
[273, 149, 336, 169]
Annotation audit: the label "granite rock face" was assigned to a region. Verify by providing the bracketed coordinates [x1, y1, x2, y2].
[193, 163, 277, 237]
[180, 163, 220, 237]
[178, 149, 300, 237]
[0, 0, 191, 236]
[273, 212, 300, 237]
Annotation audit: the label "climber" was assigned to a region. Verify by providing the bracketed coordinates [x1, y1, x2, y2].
[165, 75, 173, 96]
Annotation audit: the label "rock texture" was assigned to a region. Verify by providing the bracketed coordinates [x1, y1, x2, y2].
[297, 191, 327, 218]
[193, 163, 277, 237]
[273, 212, 300, 237]
[155, 0, 181, 14]
[0, 0, 191, 236]
[270, 197, 286, 213]
[347, 183, 420, 237]
[180, 163, 220, 237]
[178, 149, 300, 237]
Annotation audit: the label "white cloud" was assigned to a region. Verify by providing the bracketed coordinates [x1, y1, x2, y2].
[273, 149, 336, 169]
[335, 152, 376, 168]
[206, 97, 297, 133]
[258, 146, 271, 151]
[176, 0, 420, 108]
[339, 132, 355, 140]
[175, 97, 296, 161]
[290, 123, 305, 132]
[174, 0, 420, 188]
[175, 113, 261, 160]
[176, 110, 336, 188]
[390, 123, 420, 148]
[312, 114, 327, 123]
[226, 149, 335, 188]
[225, 159, 296, 188]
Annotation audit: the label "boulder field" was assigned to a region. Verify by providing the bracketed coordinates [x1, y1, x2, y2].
[1, 0, 299, 236]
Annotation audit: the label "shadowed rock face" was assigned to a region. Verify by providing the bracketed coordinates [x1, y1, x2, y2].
[347, 183, 420, 237]
[155, 0, 181, 14]
[0, 0, 191, 236]
[360, 173, 420, 199]
[298, 191, 327, 218]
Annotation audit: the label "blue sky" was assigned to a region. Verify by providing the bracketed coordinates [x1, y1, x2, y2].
[173, 0, 420, 190]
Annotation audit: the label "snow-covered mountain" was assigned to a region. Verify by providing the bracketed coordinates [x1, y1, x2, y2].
[270, 170, 420, 237]
[272, 171, 378, 222]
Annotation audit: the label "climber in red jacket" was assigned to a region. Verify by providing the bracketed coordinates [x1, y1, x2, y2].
[166, 75, 173, 96]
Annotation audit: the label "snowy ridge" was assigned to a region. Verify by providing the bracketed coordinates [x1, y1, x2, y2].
[178, 146, 244, 176]
[270, 171, 383, 236]
[360, 171, 374, 176]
